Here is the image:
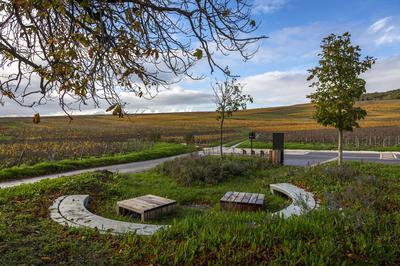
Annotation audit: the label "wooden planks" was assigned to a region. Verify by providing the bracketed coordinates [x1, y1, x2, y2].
[220, 191, 265, 211]
[117, 194, 176, 222]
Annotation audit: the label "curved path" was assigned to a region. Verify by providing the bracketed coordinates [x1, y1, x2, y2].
[270, 183, 318, 218]
[50, 195, 167, 235]
[0, 153, 192, 189]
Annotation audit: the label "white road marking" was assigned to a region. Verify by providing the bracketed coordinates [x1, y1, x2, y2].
[309, 156, 338, 167]
[380, 152, 395, 160]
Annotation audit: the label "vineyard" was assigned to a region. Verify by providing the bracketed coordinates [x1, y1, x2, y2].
[1, 99, 400, 168]
[253, 127, 400, 149]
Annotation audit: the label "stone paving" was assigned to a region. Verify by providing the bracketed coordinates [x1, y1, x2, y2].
[49, 195, 167, 236]
[270, 183, 318, 218]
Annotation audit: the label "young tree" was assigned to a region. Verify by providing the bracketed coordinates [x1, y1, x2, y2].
[307, 32, 376, 166]
[213, 69, 252, 157]
[0, 0, 266, 118]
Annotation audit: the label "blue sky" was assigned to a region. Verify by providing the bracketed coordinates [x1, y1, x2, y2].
[157, 0, 400, 113]
[1, 0, 400, 116]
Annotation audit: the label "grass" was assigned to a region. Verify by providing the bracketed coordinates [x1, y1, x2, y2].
[0, 142, 194, 182]
[0, 135, 12, 141]
[238, 140, 400, 151]
[0, 157, 399, 264]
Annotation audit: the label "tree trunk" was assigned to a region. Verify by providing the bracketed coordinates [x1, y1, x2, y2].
[219, 116, 225, 158]
[338, 129, 343, 166]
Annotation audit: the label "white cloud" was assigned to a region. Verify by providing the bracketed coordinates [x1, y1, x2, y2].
[362, 55, 400, 91]
[253, 0, 288, 14]
[240, 55, 400, 107]
[367, 16, 400, 45]
[120, 86, 213, 111]
[0, 85, 214, 117]
[240, 70, 311, 106]
[368, 17, 392, 33]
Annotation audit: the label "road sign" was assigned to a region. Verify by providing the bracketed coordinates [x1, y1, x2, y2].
[249, 132, 256, 140]
[249, 132, 256, 155]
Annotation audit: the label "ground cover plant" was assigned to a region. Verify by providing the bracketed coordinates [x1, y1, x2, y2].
[158, 155, 270, 186]
[0, 156, 399, 264]
[0, 142, 194, 182]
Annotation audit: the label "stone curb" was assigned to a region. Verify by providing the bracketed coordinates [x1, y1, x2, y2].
[49, 195, 168, 236]
[270, 183, 318, 218]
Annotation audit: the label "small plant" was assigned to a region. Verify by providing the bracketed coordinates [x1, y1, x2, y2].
[322, 164, 360, 181]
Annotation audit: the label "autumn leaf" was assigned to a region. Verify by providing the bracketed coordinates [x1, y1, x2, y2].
[193, 49, 203, 60]
[33, 113, 40, 124]
[222, 9, 230, 17]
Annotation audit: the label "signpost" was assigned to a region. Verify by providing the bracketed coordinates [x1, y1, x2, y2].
[249, 132, 256, 155]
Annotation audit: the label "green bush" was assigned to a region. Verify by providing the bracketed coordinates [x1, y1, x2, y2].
[158, 155, 270, 186]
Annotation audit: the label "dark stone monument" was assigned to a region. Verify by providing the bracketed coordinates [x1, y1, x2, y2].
[272, 133, 284, 165]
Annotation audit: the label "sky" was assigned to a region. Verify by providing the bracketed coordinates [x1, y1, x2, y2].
[1, 0, 400, 116]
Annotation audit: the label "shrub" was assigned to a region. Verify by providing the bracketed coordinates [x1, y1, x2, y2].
[184, 133, 196, 145]
[158, 155, 270, 186]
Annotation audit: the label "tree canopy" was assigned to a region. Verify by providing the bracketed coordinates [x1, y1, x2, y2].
[0, 0, 265, 116]
[307, 32, 376, 131]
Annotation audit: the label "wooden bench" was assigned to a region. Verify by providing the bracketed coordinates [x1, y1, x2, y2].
[220, 191, 264, 211]
[117, 195, 176, 222]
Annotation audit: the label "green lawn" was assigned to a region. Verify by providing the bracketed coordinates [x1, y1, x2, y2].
[238, 140, 400, 151]
[1, 158, 399, 264]
[0, 142, 195, 182]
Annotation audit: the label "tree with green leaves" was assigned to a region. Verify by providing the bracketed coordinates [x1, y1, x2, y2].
[213, 68, 252, 157]
[0, 0, 265, 118]
[307, 32, 376, 166]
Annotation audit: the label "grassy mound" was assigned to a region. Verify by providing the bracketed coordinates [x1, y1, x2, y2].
[0, 159, 399, 264]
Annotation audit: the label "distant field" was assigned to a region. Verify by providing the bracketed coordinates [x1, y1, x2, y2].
[1, 99, 400, 167]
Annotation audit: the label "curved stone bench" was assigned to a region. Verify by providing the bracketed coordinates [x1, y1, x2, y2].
[270, 183, 318, 218]
[49, 195, 167, 235]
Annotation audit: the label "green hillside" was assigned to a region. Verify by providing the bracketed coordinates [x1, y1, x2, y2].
[361, 89, 400, 101]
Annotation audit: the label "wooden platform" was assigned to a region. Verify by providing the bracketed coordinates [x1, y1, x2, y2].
[220, 191, 265, 211]
[117, 195, 176, 221]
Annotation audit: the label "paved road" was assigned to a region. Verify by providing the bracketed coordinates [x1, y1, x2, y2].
[1, 148, 399, 189]
[222, 147, 400, 166]
[285, 151, 400, 166]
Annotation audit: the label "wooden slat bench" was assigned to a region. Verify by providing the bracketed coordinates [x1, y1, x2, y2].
[117, 195, 176, 222]
[220, 191, 264, 211]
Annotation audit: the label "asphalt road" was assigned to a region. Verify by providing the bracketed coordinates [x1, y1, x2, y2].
[284, 150, 399, 166]
[1, 148, 399, 189]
